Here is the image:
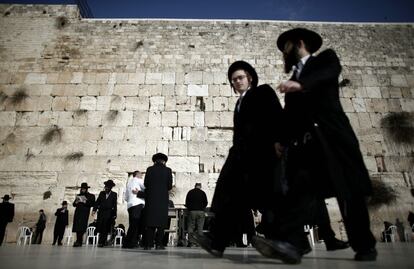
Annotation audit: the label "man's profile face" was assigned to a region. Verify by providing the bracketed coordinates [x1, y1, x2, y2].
[80, 188, 86, 194]
[283, 41, 299, 74]
[231, 69, 251, 94]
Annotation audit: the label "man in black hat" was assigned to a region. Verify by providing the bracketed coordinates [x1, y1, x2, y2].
[53, 201, 69, 246]
[93, 180, 117, 247]
[0, 194, 14, 246]
[252, 28, 377, 263]
[143, 153, 173, 250]
[72, 182, 95, 247]
[192, 61, 284, 257]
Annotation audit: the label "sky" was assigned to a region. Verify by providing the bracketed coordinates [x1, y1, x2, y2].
[1, 0, 414, 22]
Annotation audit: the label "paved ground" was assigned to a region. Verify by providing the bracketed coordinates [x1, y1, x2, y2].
[0, 242, 412, 269]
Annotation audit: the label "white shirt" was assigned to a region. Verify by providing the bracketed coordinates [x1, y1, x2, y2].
[124, 176, 145, 209]
[295, 54, 311, 79]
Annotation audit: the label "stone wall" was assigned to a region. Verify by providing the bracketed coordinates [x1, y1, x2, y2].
[0, 4, 413, 243]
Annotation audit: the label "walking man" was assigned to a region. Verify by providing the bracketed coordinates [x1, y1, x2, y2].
[185, 183, 208, 246]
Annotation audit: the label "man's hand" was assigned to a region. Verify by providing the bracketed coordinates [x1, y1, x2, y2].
[274, 142, 284, 158]
[131, 188, 138, 194]
[277, 80, 303, 93]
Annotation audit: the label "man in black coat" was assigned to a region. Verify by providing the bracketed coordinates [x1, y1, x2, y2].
[185, 183, 208, 245]
[252, 28, 376, 263]
[143, 153, 173, 250]
[32, 209, 46, 244]
[0, 194, 14, 246]
[53, 201, 69, 246]
[193, 61, 284, 257]
[72, 182, 95, 247]
[93, 180, 117, 247]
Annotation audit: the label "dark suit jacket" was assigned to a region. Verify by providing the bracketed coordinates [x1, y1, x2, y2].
[212, 84, 284, 210]
[144, 163, 173, 227]
[72, 192, 95, 232]
[94, 191, 117, 219]
[284, 49, 372, 200]
[0, 202, 14, 223]
[54, 207, 69, 231]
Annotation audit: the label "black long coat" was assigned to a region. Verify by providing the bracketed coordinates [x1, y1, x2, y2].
[72, 192, 95, 233]
[54, 207, 68, 233]
[144, 163, 173, 228]
[211, 84, 284, 210]
[0, 202, 14, 223]
[93, 191, 117, 220]
[284, 49, 372, 200]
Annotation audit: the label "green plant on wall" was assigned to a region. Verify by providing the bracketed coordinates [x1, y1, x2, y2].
[367, 179, 398, 210]
[41, 125, 63, 144]
[9, 88, 29, 106]
[64, 152, 84, 162]
[380, 112, 414, 144]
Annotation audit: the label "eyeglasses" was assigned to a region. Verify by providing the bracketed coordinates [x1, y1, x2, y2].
[231, 75, 247, 83]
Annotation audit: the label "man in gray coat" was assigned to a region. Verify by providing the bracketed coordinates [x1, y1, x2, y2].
[143, 153, 173, 250]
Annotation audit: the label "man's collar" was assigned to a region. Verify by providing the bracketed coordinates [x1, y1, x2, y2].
[300, 54, 311, 66]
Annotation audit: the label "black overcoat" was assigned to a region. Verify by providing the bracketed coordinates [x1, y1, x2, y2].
[0, 202, 14, 223]
[283, 49, 372, 200]
[211, 84, 284, 210]
[93, 191, 117, 219]
[54, 207, 68, 233]
[144, 163, 173, 227]
[72, 192, 95, 233]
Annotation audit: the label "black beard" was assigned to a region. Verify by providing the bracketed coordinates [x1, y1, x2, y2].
[283, 47, 299, 74]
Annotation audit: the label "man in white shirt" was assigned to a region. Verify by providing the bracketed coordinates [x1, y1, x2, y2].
[123, 170, 145, 248]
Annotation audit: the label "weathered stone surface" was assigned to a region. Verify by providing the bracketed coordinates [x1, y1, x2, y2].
[0, 4, 413, 241]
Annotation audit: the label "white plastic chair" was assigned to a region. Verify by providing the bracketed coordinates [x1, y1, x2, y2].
[304, 225, 315, 246]
[384, 225, 397, 242]
[113, 228, 124, 247]
[16, 226, 33, 246]
[63, 227, 73, 246]
[85, 226, 98, 246]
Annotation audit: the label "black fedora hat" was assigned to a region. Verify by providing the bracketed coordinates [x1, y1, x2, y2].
[104, 179, 116, 188]
[228, 60, 258, 88]
[152, 153, 168, 163]
[2, 194, 11, 200]
[80, 182, 90, 189]
[277, 28, 322, 53]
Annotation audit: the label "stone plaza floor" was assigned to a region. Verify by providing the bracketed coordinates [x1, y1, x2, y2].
[0, 242, 413, 269]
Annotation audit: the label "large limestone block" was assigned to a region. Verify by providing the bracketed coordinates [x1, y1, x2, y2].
[351, 98, 366, 112]
[125, 97, 149, 111]
[0, 112, 16, 126]
[52, 97, 67, 111]
[145, 73, 162, 84]
[148, 111, 161, 127]
[361, 75, 378, 87]
[24, 73, 47, 84]
[102, 127, 125, 141]
[162, 73, 175, 84]
[391, 75, 408, 87]
[80, 96, 97, 110]
[187, 84, 208, 96]
[128, 73, 145, 84]
[168, 156, 199, 173]
[169, 141, 187, 155]
[177, 111, 194, 127]
[161, 111, 178, 126]
[114, 84, 138, 96]
[188, 141, 216, 157]
[184, 71, 203, 84]
[15, 112, 39, 126]
[204, 112, 220, 127]
[149, 96, 165, 111]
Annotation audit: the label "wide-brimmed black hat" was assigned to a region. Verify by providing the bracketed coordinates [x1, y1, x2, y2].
[61, 201, 68, 206]
[80, 182, 90, 189]
[152, 153, 168, 163]
[104, 180, 116, 188]
[227, 60, 258, 88]
[277, 28, 322, 53]
[2, 194, 10, 200]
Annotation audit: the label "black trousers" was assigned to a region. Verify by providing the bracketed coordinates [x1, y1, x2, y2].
[33, 228, 45, 244]
[97, 212, 113, 245]
[75, 232, 84, 244]
[313, 199, 336, 242]
[145, 226, 164, 248]
[0, 221, 8, 245]
[124, 204, 144, 247]
[53, 225, 66, 245]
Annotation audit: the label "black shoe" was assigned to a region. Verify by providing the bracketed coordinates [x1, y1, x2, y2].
[191, 234, 223, 258]
[73, 242, 82, 247]
[122, 244, 134, 249]
[325, 238, 350, 251]
[354, 248, 377, 261]
[155, 245, 165, 250]
[97, 243, 104, 248]
[251, 236, 301, 264]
